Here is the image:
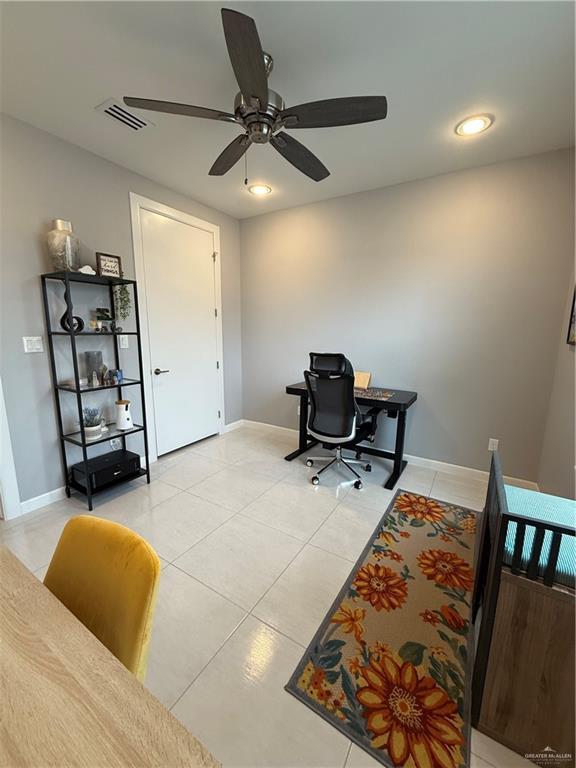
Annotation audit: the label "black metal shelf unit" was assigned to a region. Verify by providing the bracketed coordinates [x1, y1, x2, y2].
[41, 270, 150, 510]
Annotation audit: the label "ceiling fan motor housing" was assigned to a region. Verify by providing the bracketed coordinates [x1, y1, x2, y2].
[234, 87, 285, 144]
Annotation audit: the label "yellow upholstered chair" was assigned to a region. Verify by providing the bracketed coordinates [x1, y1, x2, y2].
[44, 515, 161, 682]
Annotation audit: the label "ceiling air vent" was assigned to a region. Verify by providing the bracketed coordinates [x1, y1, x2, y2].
[95, 98, 154, 131]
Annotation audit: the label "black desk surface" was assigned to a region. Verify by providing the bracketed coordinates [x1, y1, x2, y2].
[286, 382, 417, 411]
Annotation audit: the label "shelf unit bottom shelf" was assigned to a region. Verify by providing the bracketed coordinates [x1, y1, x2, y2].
[68, 468, 147, 498]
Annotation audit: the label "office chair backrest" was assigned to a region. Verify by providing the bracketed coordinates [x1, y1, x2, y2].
[304, 352, 357, 440]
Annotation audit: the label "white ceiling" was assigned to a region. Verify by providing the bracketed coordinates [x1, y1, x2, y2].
[1, 2, 574, 219]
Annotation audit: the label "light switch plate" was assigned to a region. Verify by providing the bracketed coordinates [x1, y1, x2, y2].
[119, 335, 129, 349]
[23, 336, 44, 353]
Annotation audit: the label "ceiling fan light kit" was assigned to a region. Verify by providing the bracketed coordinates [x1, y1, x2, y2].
[124, 8, 388, 182]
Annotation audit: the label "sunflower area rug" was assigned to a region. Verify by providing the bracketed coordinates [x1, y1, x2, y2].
[286, 490, 478, 768]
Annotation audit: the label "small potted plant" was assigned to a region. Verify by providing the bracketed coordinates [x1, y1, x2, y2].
[113, 284, 131, 332]
[82, 407, 107, 441]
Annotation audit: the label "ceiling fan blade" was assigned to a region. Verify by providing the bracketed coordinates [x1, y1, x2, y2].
[209, 134, 250, 176]
[281, 96, 388, 129]
[221, 9, 268, 108]
[124, 97, 236, 123]
[270, 132, 329, 182]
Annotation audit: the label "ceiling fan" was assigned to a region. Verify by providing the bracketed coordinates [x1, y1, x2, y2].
[124, 8, 388, 182]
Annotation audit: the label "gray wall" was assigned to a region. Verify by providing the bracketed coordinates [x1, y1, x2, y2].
[240, 149, 574, 485]
[538, 278, 575, 498]
[0, 114, 242, 502]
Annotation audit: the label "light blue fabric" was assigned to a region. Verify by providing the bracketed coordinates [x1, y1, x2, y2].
[503, 485, 576, 589]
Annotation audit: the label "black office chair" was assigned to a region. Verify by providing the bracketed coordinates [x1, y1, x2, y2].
[304, 353, 378, 489]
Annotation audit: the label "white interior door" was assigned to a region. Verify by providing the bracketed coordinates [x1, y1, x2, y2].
[140, 208, 220, 456]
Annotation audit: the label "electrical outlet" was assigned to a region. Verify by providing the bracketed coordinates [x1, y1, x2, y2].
[119, 335, 129, 349]
[109, 438, 122, 450]
[488, 438, 499, 452]
[22, 336, 44, 353]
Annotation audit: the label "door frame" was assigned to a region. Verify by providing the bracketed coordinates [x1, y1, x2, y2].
[129, 193, 225, 463]
[0, 373, 21, 520]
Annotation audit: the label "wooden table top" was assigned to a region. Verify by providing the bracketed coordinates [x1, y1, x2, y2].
[0, 546, 220, 768]
[286, 382, 418, 411]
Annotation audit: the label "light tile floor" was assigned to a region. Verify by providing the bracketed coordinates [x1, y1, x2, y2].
[1, 424, 532, 768]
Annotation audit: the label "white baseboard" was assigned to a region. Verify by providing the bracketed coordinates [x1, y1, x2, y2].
[12, 420, 538, 516]
[222, 419, 248, 433]
[224, 419, 539, 490]
[20, 486, 67, 515]
[404, 452, 539, 491]
[224, 419, 299, 437]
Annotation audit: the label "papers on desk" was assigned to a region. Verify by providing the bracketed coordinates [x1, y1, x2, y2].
[354, 371, 372, 389]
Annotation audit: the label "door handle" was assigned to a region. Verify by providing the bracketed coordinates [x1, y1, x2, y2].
[154, 368, 170, 375]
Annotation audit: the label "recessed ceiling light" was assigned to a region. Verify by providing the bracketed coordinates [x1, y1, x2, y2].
[248, 184, 272, 196]
[455, 114, 494, 137]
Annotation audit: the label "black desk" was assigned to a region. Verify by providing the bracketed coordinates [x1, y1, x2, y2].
[284, 383, 418, 490]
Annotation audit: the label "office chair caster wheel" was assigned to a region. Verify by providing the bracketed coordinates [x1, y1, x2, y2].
[355, 452, 362, 460]
[354, 480, 363, 490]
[306, 459, 314, 467]
[311, 476, 320, 486]
[365, 463, 372, 472]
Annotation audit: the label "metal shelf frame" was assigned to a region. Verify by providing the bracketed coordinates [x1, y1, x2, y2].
[41, 270, 151, 510]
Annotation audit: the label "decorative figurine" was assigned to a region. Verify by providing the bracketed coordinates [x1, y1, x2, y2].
[59, 309, 85, 334]
[59, 286, 84, 334]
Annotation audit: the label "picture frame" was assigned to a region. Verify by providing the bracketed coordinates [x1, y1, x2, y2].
[96, 252, 122, 278]
[567, 289, 575, 346]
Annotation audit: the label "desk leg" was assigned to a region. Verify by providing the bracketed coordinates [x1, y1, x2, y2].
[384, 410, 408, 489]
[284, 394, 318, 461]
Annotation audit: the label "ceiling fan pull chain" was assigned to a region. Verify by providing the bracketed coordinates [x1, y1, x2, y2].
[244, 152, 249, 186]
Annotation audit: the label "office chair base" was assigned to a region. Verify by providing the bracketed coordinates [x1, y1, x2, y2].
[307, 447, 369, 488]
[306, 457, 371, 472]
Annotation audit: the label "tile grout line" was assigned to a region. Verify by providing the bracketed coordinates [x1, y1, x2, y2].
[342, 740, 353, 768]
[167, 559, 250, 613]
[306, 541, 356, 564]
[168, 612, 252, 713]
[470, 750, 499, 768]
[248, 537, 308, 619]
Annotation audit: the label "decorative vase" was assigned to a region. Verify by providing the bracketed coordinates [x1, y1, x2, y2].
[115, 399, 133, 431]
[47, 219, 79, 271]
[84, 351, 103, 382]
